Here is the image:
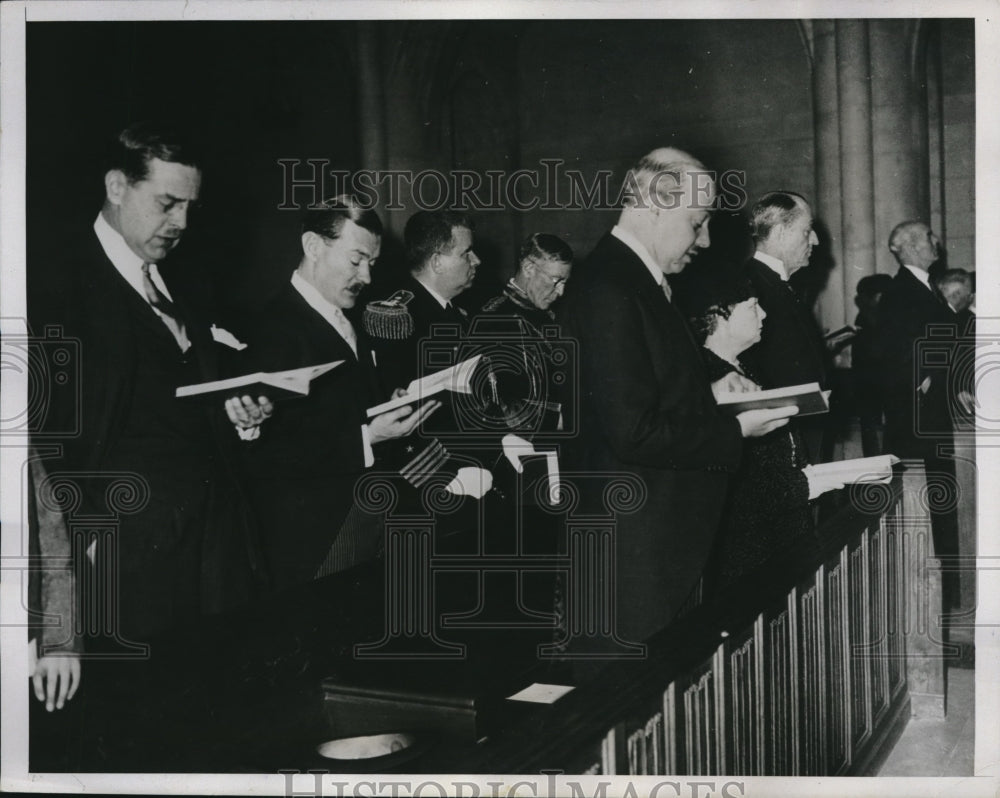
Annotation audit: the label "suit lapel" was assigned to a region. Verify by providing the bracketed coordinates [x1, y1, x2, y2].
[285, 284, 361, 364]
[603, 235, 704, 363]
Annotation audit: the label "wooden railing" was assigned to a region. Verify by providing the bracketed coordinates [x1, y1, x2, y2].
[429, 468, 942, 776]
[37, 467, 945, 775]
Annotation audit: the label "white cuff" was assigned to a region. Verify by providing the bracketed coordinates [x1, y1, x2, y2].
[236, 426, 260, 441]
[361, 424, 375, 468]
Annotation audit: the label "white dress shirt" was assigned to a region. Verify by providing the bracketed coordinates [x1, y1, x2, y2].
[611, 225, 671, 296]
[753, 249, 789, 281]
[903, 264, 933, 292]
[93, 212, 190, 350]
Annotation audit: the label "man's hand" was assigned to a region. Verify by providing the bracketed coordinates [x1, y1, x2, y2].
[957, 389, 976, 415]
[712, 372, 759, 401]
[32, 653, 80, 712]
[369, 400, 441, 444]
[225, 395, 274, 429]
[736, 405, 798, 438]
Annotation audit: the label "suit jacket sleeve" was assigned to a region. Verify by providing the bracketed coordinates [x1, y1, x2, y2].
[569, 282, 742, 471]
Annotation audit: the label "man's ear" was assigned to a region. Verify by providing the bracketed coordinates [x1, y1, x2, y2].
[301, 231, 322, 261]
[104, 170, 127, 205]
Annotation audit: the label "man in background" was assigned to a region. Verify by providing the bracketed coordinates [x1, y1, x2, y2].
[876, 221, 963, 608]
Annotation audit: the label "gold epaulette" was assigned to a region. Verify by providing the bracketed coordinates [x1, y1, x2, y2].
[363, 290, 415, 340]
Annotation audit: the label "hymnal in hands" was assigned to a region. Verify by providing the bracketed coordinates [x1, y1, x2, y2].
[824, 325, 859, 348]
[366, 354, 483, 417]
[176, 360, 344, 400]
[803, 454, 901, 495]
[716, 381, 831, 417]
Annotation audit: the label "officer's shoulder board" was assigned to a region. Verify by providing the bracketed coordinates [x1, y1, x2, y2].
[363, 290, 415, 340]
[481, 294, 508, 314]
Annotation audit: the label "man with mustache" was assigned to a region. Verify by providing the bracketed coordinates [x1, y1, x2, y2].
[558, 147, 795, 654]
[237, 197, 440, 589]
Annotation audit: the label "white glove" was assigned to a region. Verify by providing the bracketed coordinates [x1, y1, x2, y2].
[803, 466, 845, 500]
[502, 433, 537, 473]
[445, 467, 494, 499]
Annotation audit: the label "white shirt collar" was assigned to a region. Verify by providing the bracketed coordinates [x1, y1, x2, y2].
[611, 225, 667, 289]
[753, 249, 789, 281]
[93, 211, 174, 301]
[903, 264, 933, 291]
[414, 274, 451, 309]
[291, 270, 357, 354]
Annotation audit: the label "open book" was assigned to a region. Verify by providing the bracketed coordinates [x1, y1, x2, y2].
[803, 454, 901, 494]
[175, 360, 344, 400]
[824, 325, 858, 347]
[366, 354, 483, 417]
[716, 382, 830, 417]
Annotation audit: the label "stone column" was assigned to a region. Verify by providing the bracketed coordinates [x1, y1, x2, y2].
[812, 20, 929, 328]
[811, 20, 845, 333]
[870, 19, 931, 275]
[835, 20, 877, 328]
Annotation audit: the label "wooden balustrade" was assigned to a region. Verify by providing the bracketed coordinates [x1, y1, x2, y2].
[35, 467, 943, 775]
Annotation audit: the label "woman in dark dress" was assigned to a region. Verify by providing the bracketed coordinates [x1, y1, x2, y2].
[689, 277, 814, 588]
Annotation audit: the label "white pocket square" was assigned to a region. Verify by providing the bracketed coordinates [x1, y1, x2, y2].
[211, 324, 248, 350]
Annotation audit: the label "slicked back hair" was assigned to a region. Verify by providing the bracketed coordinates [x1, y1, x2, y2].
[302, 195, 383, 240]
[750, 191, 808, 242]
[517, 232, 574, 272]
[105, 121, 202, 184]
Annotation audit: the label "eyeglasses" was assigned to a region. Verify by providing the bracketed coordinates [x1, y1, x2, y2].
[528, 259, 570, 289]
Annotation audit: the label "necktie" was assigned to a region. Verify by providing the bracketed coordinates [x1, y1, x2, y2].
[445, 302, 467, 329]
[332, 306, 358, 356]
[661, 278, 673, 302]
[140, 263, 190, 351]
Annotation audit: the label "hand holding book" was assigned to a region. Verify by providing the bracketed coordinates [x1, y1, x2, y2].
[369, 392, 442, 445]
[802, 455, 901, 500]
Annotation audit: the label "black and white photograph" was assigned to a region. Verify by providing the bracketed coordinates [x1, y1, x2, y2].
[1, 1, 997, 795]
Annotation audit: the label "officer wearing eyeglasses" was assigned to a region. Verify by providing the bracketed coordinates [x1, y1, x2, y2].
[477, 233, 574, 440]
[481, 233, 573, 327]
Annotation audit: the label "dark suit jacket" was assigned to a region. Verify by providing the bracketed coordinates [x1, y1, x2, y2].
[239, 282, 385, 588]
[559, 233, 743, 645]
[873, 266, 957, 458]
[741, 257, 829, 389]
[28, 229, 258, 638]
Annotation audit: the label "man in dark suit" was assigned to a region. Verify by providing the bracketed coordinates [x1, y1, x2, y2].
[740, 191, 830, 461]
[559, 147, 796, 650]
[876, 221, 963, 606]
[238, 198, 441, 589]
[741, 191, 828, 389]
[28, 123, 269, 644]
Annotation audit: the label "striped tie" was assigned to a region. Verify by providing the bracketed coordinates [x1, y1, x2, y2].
[141, 263, 190, 351]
